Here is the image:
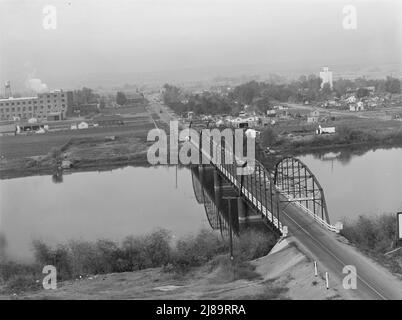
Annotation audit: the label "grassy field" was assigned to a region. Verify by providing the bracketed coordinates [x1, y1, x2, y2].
[0, 123, 155, 159]
[0, 107, 159, 179]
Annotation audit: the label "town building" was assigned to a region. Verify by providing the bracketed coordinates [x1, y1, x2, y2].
[125, 92, 146, 106]
[319, 67, 333, 89]
[350, 101, 364, 112]
[0, 90, 73, 122]
[345, 95, 357, 104]
[316, 125, 336, 135]
[307, 110, 320, 123]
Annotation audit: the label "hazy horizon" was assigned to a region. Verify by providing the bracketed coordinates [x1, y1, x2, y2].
[1, 0, 401, 92]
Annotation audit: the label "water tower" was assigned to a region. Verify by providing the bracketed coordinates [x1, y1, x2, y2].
[4, 81, 12, 98]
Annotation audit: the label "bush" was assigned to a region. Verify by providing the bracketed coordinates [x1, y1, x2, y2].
[0, 261, 40, 283]
[32, 241, 73, 280]
[234, 230, 277, 261]
[142, 229, 172, 268]
[172, 229, 228, 271]
[1, 228, 278, 293]
[4, 274, 40, 293]
[341, 214, 397, 253]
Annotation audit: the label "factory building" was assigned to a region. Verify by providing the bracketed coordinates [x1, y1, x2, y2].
[0, 90, 73, 122]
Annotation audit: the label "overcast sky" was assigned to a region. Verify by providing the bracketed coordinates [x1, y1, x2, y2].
[0, 0, 401, 91]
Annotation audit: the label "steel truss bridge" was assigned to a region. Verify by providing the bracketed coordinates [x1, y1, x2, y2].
[191, 131, 340, 234]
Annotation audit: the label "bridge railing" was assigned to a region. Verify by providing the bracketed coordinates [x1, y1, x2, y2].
[194, 133, 283, 233]
[277, 188, 341, 233]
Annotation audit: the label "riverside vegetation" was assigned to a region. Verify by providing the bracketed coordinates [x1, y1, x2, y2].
[0, 228, 277, 294]
[341, 213, 402, 274]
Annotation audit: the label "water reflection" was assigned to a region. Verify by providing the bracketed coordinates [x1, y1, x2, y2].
[52, 170, 64, 184]
[0, 166, 211, 261]
[299, 147, 402, 222]
[306, 144, 402, 167]
[191, 166, 232, 238]
[0, 232, 7, 261]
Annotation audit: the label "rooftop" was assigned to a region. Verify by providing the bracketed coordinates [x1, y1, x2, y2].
[0, 96, 37, 102]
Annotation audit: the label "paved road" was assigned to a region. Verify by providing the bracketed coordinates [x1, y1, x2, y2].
[248, 173, 402, 300]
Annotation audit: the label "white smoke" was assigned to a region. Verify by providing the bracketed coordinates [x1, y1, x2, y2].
[27, 78, 49, 93]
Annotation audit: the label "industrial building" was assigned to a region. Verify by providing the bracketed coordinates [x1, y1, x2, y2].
[0, 90, 73, 122]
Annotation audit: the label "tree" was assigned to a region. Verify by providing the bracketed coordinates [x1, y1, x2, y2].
[73, 87, 98, 105]
[260, 128, 277, 148]
[385, 76, 401, 94]
[321, 83, 332, 98]
[99, 97, 106, 109]
[333, 78, 355, 96]
[356, 88, 369, 98]
[229, 81, 261, 104]
[116, 91, 127, 106]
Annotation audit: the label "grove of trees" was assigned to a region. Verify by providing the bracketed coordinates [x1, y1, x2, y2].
[162, 75, 401, 116]
[116, 91, 127, 106]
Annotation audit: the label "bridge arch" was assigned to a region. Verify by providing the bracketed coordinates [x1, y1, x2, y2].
[273, 157, 330, 224]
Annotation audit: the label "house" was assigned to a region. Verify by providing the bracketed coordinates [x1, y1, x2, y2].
[273, 105, 288, 111]
[307, 110, 320, 123]
[350, 101, 364, 112]
[345, 96, 357, 104]
[364, 86, 376, 94]
[78, 122, 89, 130]
[266, 109, 276, 117]
[316, 125, 336, 135]
[16, 123, 48, 134]
[229, 116, 259, 128]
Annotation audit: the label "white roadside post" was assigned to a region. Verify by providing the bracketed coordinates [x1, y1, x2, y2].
[325, 272, 329, 290]
[314, 261, 318, 277]
[397, 212, 402, 247]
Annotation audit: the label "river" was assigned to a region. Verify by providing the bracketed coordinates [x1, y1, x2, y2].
[1, 147, 401, 261]
[298, 147, 402, 223]
[0, 166, 210, 261]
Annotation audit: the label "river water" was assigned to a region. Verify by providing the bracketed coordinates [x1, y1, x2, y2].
[1, 147, 402, 261]
[298, 147, 402, 223]
[0, 166, 210, 261]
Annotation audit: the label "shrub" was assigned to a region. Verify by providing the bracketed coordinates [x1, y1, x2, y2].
[172, 229, 228, 271]
[341, 214, 397, 253]
[4, 274, 41, 293]
[0, 261, 40, 283]
[234, 229, 277, 261]
[142, 229, 172, 268]
[32, 241, 73, 280]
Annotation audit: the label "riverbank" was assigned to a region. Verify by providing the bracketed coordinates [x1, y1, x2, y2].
[0, 229, 274, 297]
[341, 214, 402, 276]
[0, 124, 157, 180]
[0, 233, 345, 300]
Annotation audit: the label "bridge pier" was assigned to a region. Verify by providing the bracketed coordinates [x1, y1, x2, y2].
[237, 196, 264, 230]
